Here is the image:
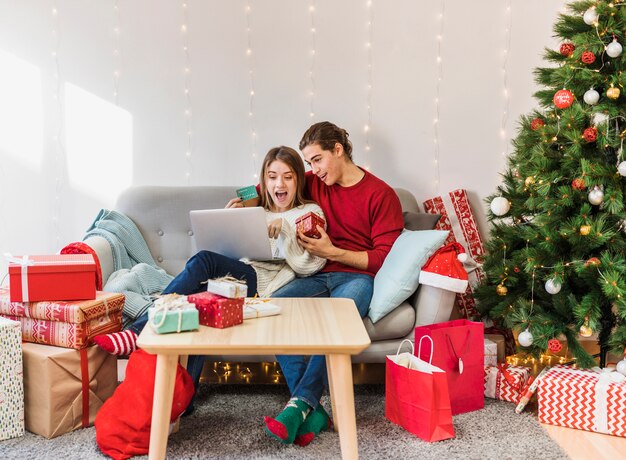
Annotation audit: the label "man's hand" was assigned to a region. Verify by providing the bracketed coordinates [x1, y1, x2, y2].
[298, 225, 369, 270]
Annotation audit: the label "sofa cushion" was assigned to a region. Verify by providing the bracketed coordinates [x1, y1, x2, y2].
[362, 301, 415, 341]
[367, 229, 449, 323]
[403, 211, 441, 231]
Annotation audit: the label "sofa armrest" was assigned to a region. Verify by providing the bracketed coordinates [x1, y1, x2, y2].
[83, 236, 114, 287]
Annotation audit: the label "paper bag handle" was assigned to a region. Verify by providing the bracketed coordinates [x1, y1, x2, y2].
[417, 335, 434, 365]
[395, 338, 415, 356]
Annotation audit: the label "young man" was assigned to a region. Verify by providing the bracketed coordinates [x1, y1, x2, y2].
[264, 121, 404, 446]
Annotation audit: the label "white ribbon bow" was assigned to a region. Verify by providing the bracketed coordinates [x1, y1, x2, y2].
[150, 294, 193, 333]
[4, 253, 34, 302]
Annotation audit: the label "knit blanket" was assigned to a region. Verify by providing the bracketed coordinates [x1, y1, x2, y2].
[84, 209, 173, 325]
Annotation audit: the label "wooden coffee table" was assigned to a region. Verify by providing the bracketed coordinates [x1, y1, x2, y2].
[137, 297, 371, 460]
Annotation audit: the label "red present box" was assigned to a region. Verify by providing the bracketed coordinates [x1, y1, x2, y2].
[538, 365, 626, 437]
[7, 254, 97, 302]
[295, 212, 325, 238]
[423, 189, 485, 319]
[187, 292, 243, 328]
[0, 288, 124, 349]
[484, 364, 530, 403]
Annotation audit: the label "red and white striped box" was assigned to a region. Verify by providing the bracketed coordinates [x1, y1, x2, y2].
[484, 364, 530, 403]
[0, 288, 124, 349]
[423, 189, 485, 319]
[538, 365, 626, 437]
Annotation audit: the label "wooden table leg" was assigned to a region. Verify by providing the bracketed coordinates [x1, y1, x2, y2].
[326, 353, 359, 460]
[148, 353, 179, 460]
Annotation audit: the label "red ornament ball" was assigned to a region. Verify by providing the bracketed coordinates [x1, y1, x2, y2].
[572, 177, 586, 190]
[554, 89, 575, 109]
[585, 257, 601, 267]
[583, 126, 598, 143]
[581, 50, 596, 64]
[531, 118, 545, 130]
[560, 43, 575, 57]
[548, 339, 563, 353]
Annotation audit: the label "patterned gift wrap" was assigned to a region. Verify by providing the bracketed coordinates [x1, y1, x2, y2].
[484, 339, 498, 366]
[206, 278, 247, 298]
[295, 211, 326, 239]
[484, 364, 531, 403]
[0, 288, 124, 349]
[538, 365, 626, 437]
[423, 189, 485, 319]
[0, 317, 24, 441]
[188, 292, 244, 328]
[7, 254, 96, 302]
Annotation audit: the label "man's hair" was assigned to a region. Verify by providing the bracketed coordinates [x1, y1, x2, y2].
[299, 121, 353, 160]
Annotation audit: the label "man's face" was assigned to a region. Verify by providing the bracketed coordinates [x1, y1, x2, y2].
[302, 143, 341, 186]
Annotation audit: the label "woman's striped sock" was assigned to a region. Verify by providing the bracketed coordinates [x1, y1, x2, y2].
[94, 330, 138, 356]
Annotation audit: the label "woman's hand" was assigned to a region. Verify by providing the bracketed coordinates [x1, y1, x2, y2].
[225, 197, 244, 208]
[267, 218, 283, 239]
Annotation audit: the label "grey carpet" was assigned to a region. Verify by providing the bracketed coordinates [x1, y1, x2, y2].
[0, 384, 568, 460]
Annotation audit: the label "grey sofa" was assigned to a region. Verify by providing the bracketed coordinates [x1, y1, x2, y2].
[86, 185, 456, 363]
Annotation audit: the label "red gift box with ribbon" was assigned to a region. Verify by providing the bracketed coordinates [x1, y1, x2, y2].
[538, 365, 626, 437]
[484, 364, 531, 403]
[7, 254, 97, 302]
[187, 291, 244, 328]
[295, 212, 326, 239]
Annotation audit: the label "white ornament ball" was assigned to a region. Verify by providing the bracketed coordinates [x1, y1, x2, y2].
[588, 187, 604, 205]
[583, 7, 598, 25]
[584, 88, 600, 105]
[545, 279, 562, 295]
[490, 197, 511, 216]
[592, 112, 609, 126]
[606, 39, 623, 58]
[618, 161, 626, 176]
[617, 359, 626, 376]
[518, 329, 534, 347]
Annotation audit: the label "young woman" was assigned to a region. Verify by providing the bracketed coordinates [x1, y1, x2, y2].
[263, 122, 404, 446]
[94, 146, 326, 381]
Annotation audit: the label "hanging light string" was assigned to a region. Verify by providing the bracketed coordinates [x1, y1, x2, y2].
[363, 0, 373, 170]
[308, 0, 317, 119]
[51, 3, 65, 251]
[432, 0, 445, 195]
[245, 2, 259, 180]
[112, 0, 121, 105]
[181, 1, 193, 184]
[500, 0, 512, 159]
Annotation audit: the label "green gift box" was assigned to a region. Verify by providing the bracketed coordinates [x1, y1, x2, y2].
[147, 306, 199, 334]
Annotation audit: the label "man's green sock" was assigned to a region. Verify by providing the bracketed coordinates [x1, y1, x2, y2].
[294, 404, 332, 447]
[264, 397, 311, 444]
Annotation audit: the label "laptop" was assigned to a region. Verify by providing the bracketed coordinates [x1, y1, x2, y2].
[189, 207, 284, 261]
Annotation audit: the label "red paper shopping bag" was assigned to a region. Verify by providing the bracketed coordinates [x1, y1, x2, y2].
[386, 338, 455, 442]
[414, 319, 484, 414]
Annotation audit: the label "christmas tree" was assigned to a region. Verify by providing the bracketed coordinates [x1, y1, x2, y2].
[476, 0, 626, 368]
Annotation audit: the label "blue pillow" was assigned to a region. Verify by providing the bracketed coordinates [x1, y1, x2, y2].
[367, 230, 448, 323]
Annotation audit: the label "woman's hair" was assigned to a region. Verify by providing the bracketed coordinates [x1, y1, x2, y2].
[259, 146, 310, 210]
[299, 121, 353, 160]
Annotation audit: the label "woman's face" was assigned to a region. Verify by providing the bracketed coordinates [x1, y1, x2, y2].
[265, 159, 297, 212]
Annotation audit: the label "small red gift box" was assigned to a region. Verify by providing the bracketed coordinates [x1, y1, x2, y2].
[187, 292, 244, 328]
[484, 364, 531, 403]
[295, 212, 325, 238]
[8, 254, 97, 302]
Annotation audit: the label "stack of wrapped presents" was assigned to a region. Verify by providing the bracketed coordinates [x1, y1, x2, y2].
[0, 254, 124, 439]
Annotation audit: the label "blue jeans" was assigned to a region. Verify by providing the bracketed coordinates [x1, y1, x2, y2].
[272, 272, 373, 408]
[130, 250, 258, 388]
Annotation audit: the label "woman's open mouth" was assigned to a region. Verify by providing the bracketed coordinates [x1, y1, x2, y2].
[274, 191, 288, 202]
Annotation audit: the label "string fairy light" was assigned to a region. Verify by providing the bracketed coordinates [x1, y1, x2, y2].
[112, 0, 121, 105]
[51, 2, 65, 251]
[500, 1, 512, 159]
[308, 1, 317, 119]
[181, 1, 193, 184]
[245, 2, 259, 180]
[432, 0, 445, 195]
[363, 0, 373, 170]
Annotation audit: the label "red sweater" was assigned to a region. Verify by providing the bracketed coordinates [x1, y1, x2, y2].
[305, 169, 403, 277]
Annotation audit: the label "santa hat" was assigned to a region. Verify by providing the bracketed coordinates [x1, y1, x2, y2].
[419, 242, 469, 293]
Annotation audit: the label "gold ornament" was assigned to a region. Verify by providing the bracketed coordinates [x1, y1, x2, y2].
[525, 176, 535, 187]
[607, 86, 621, 100]
[579, 317, 593, 337]
[580, 224, 591, 235]
[496, 284, 508, 296]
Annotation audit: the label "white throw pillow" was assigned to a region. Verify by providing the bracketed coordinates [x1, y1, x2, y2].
[367, 230, 448, 323]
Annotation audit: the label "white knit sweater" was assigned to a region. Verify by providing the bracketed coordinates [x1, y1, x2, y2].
[243, 203, 326, 297]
